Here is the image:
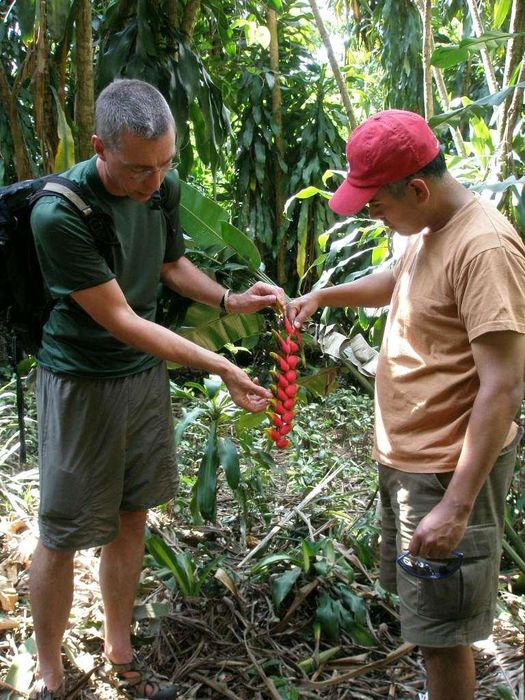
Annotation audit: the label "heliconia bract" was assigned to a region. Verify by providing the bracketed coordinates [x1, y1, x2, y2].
[266, 312, 301, 450]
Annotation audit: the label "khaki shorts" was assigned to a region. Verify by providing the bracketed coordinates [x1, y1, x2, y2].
[379, 427, 522, 647]
[36, 363, 178, 551]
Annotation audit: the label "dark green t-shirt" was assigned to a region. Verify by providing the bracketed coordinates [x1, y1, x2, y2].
[31, 157, 185, 376]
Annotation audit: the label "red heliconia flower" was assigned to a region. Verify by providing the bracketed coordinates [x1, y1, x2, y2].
[266, 311, 303, 450]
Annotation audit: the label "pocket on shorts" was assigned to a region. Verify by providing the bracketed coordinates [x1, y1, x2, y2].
[400, 526, 498, 622]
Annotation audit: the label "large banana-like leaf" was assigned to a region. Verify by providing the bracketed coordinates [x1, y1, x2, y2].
[171, 303, 263, 356]
[180, 182, 261, 271]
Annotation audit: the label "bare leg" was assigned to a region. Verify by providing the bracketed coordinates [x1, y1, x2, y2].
[29, 541, 75, 691]
[100, 510, 147, 662]
[422, 645, 476, 700]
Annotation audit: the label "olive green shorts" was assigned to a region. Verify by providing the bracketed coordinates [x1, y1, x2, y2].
[379, 428, 522, 648]
[36, 363, 178, 551]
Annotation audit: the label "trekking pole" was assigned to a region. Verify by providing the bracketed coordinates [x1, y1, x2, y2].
[10, 334, 27, 465]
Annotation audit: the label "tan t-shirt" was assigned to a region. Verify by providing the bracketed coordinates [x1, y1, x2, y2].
[373, 197, 525, 472]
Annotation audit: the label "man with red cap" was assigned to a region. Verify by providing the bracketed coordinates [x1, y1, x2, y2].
[288, 109, 525, 700]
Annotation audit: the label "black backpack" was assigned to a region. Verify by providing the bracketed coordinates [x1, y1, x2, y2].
[0, 174, 120, 367]
[0, 174, 120, 463]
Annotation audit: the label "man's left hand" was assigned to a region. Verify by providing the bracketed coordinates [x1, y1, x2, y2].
[408, 500, 470, 559]
[228, 282, 285, 314]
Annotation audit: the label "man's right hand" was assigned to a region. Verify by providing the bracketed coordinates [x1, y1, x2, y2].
[220, 364, 271, 413]
[286, 292, 320, 329]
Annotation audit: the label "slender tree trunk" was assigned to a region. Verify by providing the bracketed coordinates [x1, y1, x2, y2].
[413, 0, 467, 158]
[497, 0, 525, 145]
[181, 0, 200, 39]
[308, 0, 356, 130]
[0, 65, 32, 180]
[31, 0, 55, 172]
[465, 0, 499, 94]
[165, 0, 179, 27]
[75, 0, 95, 160]
[497, 57, 525, 185]
[267, 7, 286, 286]
[421, 0, 433, 119]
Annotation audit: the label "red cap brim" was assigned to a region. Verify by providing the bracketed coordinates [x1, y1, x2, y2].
[329, 179, 381, 216]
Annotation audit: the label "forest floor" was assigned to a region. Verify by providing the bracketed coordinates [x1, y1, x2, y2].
[0, 378, 523, 700]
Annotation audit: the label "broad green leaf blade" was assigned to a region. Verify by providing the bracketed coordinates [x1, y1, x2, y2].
[272, 566, 301, 608]
[220, 221, 261, 271]
[218, 436, 240, 489]
[429, 82, 525, 128]
[315, 593, 340, 642]
[180, 181, 228, 250]
[196, 420, 219, 521]
[145, 534, 193, 595]
[176, 304, 263, 353]
[174, 406, 205, 446]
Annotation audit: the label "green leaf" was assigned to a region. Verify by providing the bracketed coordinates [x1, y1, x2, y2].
[220, 221, 261, 271]
[429, 82, 525, 128]
[266, 0, 283, 10]
[315, 593, 340, 642]
[272, 566, 301, 607]
[494, 0, 512, 29]
[174, 406, 205, 446]
[345, 622, 376, 647]
[196, 420, 219, 521]
[180, 181, 228, 250]
[14, 0, 36, 41]
[218, 437, 241, 489]
[252, 553, 297, 573]
[431, 31, 524, 68]
[146, 534, 196, 595]
[176, 304, 263, 353]
[51, 88, 75, 172]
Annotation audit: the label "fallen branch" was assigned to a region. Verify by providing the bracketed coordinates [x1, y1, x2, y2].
[306, 642, 416, 689]
[237, 462, 348, 567]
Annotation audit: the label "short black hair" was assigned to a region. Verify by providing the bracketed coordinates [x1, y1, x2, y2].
[384, 151, 447, 198]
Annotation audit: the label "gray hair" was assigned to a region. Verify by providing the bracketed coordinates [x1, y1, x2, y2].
[95, 79, 175, 150]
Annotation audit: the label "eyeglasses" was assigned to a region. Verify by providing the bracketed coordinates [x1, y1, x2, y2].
[124, 163, 173, 182]
[396, 550, 464, 580]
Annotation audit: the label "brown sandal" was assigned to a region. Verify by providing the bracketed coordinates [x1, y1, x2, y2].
[104, 655, 178, 699]
[28, 680, 66, 700]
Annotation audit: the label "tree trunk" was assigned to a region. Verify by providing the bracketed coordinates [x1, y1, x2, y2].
[181, 0, 201, 39]
[421, 0, 433, 119]
[75, 0, 95, 160]
[413, 0, 467, 158]
[308, 0, 356, 130]
[165, 0, 179, 27]
[31, 0, 55, 172]
[497, 0, 525, 145]
[465, 0, 499, 95]
[267, 7, 287, 286]
[0, 65, 32, 180]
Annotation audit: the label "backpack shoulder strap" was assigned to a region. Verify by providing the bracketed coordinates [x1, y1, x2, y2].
[30, 175, 94, 219]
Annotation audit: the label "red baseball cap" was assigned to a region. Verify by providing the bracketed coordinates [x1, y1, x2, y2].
[329, 109, 440, 216]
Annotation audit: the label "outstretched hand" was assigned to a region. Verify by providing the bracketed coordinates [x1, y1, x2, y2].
[286, 292, 320, 329]
[221, 365, 271, 413]
[229, 282, 286, 315]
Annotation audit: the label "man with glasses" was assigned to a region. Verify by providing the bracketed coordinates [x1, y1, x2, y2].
[287, 109, 525, 700]
[29, 78, 284, 699]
